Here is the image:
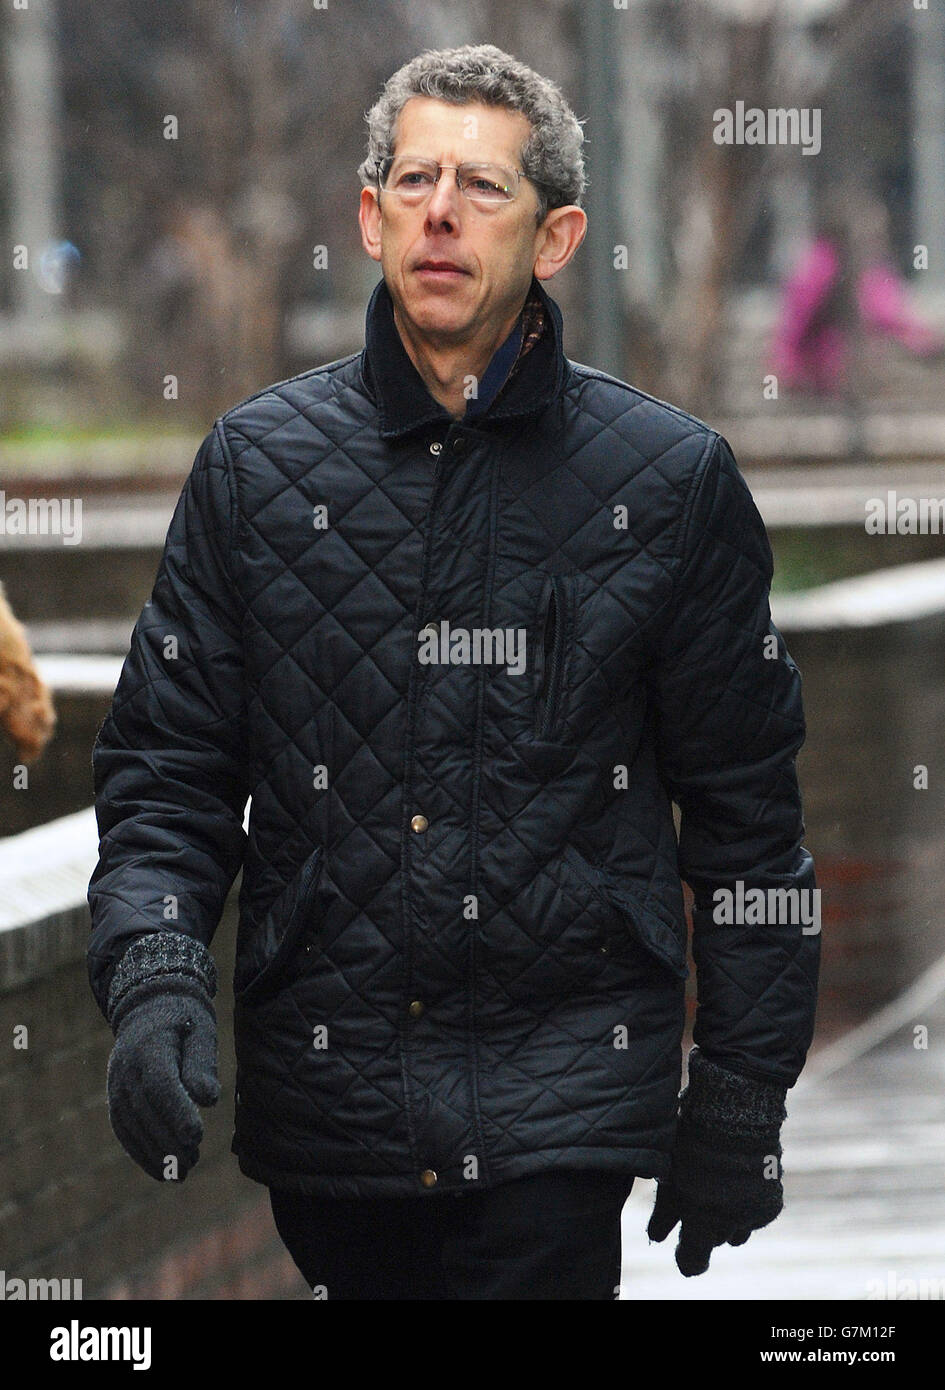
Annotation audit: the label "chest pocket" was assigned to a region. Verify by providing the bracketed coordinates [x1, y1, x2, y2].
[533, 572, 576, 740]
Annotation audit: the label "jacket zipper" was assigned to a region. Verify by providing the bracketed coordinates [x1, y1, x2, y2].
[536, 574, 567, 739]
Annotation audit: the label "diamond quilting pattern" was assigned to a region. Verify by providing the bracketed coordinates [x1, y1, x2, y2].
[87, 277, 819, 1197]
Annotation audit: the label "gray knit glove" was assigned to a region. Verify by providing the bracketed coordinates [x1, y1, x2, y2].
[647, 1046, 788, 1276]
[105, 933, 219, 1183]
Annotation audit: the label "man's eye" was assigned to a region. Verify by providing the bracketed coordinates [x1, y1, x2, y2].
[399, 171, 434, 187]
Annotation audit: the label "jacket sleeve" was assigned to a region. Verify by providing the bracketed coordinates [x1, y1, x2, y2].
[647, 431, 820, 1087]
[86, 421, 249, 1019]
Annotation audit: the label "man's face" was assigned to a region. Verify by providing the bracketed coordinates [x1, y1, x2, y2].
[359, 97, 548, 346]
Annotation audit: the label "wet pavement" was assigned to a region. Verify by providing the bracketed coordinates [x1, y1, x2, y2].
[618, 990, 945, 1300]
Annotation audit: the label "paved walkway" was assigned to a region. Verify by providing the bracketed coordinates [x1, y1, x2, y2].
[618, 990, 945, 1300]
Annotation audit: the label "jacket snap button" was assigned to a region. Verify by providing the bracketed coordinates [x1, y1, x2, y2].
[429, 441, 442, 456]
[452, 436, 465, 452]
[420, 1169, 437, 1188]
[408, 999, 424, 1018]
[411, 814, 429, 833]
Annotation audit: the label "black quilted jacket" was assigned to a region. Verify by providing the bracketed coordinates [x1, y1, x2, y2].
[87, 274, 819, 1197]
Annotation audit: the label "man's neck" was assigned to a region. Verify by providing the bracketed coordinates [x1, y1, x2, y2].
[392, 298, 525, 421]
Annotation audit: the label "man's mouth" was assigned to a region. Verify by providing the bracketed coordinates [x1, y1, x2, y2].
[415, 261, 470, 279]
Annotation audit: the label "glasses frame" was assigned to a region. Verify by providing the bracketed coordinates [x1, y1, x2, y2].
[375, 154, 537, 208]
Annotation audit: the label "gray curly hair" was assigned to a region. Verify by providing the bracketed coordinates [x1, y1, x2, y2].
[357, 44, 586, 225]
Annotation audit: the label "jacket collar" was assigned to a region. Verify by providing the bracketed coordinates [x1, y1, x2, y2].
[360, 273, 567, 440]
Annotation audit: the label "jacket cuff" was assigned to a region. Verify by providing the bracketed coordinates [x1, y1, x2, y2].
[681, 1046, 787, 1137]
[106, 932, 217, 1031]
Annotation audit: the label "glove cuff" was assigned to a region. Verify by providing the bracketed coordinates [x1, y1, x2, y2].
[682, 1047, 787, 1139]
[107, 932, 217, 1032]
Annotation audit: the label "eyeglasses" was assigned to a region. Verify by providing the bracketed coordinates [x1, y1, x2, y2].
[377, 155, 533, 208]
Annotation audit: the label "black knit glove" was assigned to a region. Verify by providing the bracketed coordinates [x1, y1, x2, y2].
[105, 933, 219, 1183]
[647, 1046, 787, 1276]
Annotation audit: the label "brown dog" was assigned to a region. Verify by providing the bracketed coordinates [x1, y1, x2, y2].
[0, 579, 56, 765]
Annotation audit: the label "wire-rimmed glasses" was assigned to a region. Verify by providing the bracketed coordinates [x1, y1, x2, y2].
[377, 155, 532, 208]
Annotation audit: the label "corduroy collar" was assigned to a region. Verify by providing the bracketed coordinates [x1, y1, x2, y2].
[359, 273, 567, 440]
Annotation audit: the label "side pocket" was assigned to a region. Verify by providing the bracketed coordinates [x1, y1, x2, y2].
[234, 844, 325, 1003]
[562, 843, 688, 980]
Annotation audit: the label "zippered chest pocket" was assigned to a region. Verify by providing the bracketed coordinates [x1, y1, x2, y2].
[534, 573, 575, 740]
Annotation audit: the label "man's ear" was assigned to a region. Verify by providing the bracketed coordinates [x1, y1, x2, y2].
[533, 206, 587, 281]
[359, 186, 383, 264]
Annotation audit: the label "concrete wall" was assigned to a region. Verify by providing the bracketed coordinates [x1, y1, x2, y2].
[0, 880, 308, 1300]
[786, 612, 945, 1037]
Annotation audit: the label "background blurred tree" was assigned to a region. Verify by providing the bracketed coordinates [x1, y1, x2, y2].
[623, 0, 907, 414]
[0, 0, 919, 429]
[56, 0, 412, 423]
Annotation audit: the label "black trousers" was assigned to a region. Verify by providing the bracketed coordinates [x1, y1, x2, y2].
[270, 1169, 635, 1300]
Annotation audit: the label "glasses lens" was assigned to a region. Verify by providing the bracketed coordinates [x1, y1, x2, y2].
[459, 164, 518, 203]
[383, 157, 438, 198]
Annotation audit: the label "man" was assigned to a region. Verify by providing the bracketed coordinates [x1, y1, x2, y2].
[87, 44, 820, 1301]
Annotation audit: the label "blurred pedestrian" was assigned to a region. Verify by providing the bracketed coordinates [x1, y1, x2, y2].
[770, 192, 945, 397]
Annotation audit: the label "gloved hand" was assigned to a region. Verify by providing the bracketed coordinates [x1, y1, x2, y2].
[105, 932, 220, 1182]
[647, 1046, 788, 1276]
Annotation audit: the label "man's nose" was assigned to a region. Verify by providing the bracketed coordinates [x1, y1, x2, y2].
[424, 168, 464, 224]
